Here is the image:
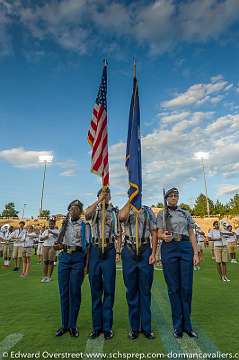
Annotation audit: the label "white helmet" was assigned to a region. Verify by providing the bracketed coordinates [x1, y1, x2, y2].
[219, 219, 230, 231]
[1, 224, 10, 232]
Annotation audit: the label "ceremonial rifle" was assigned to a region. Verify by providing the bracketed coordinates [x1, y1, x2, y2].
[163, 188, 173, 235]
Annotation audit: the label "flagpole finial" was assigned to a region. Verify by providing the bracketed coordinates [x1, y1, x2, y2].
[133, 58, 136, 78]
[104, 58, 108, 66]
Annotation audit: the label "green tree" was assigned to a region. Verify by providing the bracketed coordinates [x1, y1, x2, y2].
[193, 194, 214, 217]
[155, 202, 164, 208]
[179, 203, 192, 212]
[39, 209, 50, 218]
[1, 202, 19, 218]
[213, 200, 226, 216]
[227, 194, 239, 215]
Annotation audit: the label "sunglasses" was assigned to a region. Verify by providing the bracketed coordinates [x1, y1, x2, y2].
[168, 194, 179, 198]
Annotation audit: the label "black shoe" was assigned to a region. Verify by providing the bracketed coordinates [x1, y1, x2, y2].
[173, 329, 183, 338]
[55, 327, 68, 337]
[69, 328, 79, 337]
[89, 330, 102, 339]
[104, 330, 113, 340]
[128, 330, 138, 340]
[184, 329, 198, 338]
[142, 331, 155, 340]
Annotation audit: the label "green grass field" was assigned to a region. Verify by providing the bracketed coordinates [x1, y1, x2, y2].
[0, 249, 238, 358]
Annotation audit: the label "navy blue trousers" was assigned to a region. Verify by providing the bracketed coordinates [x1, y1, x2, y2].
[88, 245, 116, 332]
[161, 240, 193, 332]
[58, 251, 85, 329]
[121, 245, 154, 333]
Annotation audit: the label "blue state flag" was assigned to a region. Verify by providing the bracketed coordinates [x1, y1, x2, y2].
[125, 73, 142, 212]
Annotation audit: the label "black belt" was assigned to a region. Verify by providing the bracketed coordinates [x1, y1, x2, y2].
[91, 242, 114, 260]
[92, 237, 114, 246]
[93, 243, 114, 251]
[63, 245, 82, 254]
[124, 243, 150, 261]
[169, 234, 190, 242]
[124, 235, 150, 244]
[125, 242, 150, 251]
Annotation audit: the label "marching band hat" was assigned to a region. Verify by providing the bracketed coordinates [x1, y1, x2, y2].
[67, 199, 83, 212]
[165, 187, 179, 199]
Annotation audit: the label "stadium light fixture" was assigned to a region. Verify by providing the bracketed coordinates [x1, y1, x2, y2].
[22, 203, 27, 219]
[193, 151, 210, 216]
[193, 151, 209, 160]
[39, 155, 53, 163]
[38, 154, 54, 216]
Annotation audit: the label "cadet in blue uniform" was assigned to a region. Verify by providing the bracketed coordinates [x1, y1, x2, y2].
[54, 200, 90, 337]
[157, 188, 199, 338]
[85, 188, 121, 340]
[119, 201, 157, 340]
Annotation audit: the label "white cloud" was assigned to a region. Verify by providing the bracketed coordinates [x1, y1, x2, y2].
[160, 111, 191, 124]
[218, 184, 239, 197]
[206, 114, 239, 134]
[57, 160, 77, 177]
[14, 0, 132, 55]
[210, 95, 224, 104]
[160, 111, 213, 128]
[0, 147, 78, 176]
[0, 0, 13, 56]
[178, 0, 239, 40]
[109, 107, 239, 204]
[1, 0, 239, 57]
[224, 84, 233, 92]
[134, 0, 239, 54]
[161, 76, 231, 109]
[133, 0, 175, 54]
[0, 147, 53, 167]
[60, 169, 76, 177]
[90, 2, 131, 34]
[18, 0, 90, 54]
[211, 75, 223, 83]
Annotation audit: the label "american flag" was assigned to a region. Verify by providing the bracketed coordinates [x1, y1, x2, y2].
[88, 63, 109, 186]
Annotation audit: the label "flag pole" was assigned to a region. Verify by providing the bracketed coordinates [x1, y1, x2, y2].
[133, 59, 140, 256]
[135, 209, 139, 256]
[101, 182, 106, 254]
[88, 58, 109, 255]
[133, 57, 136, 78]
[101, 58, 108, 254]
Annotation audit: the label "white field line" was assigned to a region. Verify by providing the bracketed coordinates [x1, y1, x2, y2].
[0, 333, 23, 359]
[83, 334, 104, 359]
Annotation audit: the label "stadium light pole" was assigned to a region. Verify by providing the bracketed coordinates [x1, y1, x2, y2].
[39, 155, 53, 217]
[22, 203, 27, 219]
[194, 151, 210, 216]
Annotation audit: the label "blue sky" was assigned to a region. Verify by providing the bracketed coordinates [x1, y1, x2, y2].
[0, 0, 239, 217]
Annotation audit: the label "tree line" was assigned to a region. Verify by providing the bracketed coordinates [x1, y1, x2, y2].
[0, 203, 50, 218]
[154, 193, 239, 217]
[1, 194, 239, 218]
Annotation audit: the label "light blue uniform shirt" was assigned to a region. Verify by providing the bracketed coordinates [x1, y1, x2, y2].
[91, 204, 119, 242]
[123, 206, 156, 243]
[156, 208, 194, 236]
[63, 218, 90, 247]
